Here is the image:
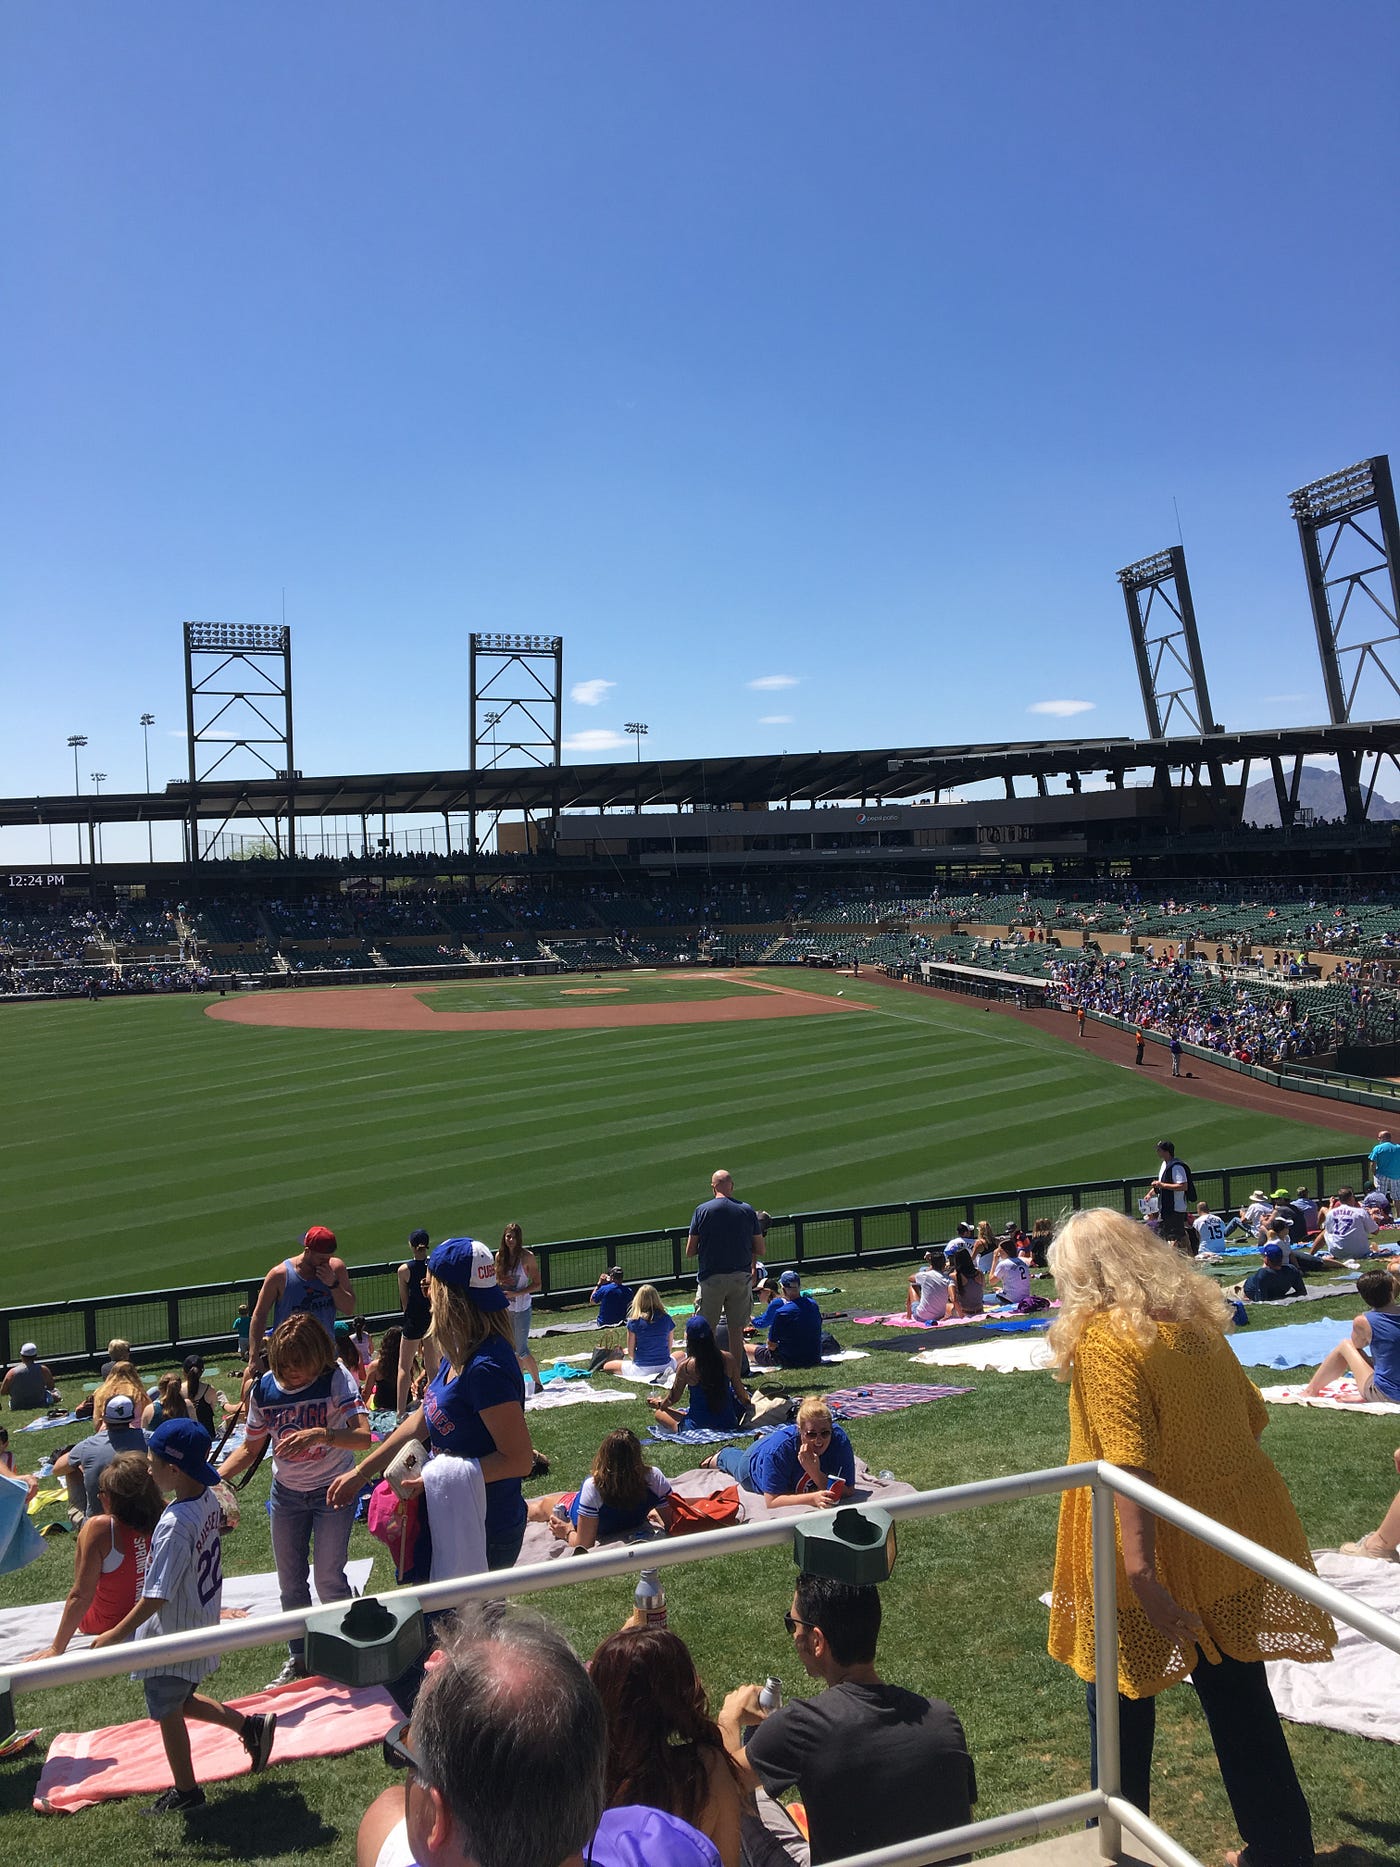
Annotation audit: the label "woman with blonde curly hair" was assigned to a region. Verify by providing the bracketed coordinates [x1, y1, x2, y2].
[1046, 1208, 1333, 1867]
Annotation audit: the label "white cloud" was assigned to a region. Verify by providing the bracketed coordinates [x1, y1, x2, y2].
[758, 714, 793, 725]
[563, 728, 629, 754]
[747, 674, 799, 691]
[1258, 693, 1310, 705]
[570, 678, 615, 707]
[1027, 699, 1095, 718]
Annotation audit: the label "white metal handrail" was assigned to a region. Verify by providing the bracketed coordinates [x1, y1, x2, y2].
[7, 1460, 1396, 1867]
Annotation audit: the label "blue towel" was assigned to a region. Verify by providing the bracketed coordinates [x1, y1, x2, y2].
[0, 1472, 46, 1577]
[1227, 1318, 1352, 1370]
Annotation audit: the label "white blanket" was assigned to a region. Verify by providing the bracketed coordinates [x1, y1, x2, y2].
[423, 1454, 487, 1581]
[910, 1339, 1052, 1374]
[1267, 1550, 1400, 1743]
[525, 1385, 634, 1411]
[1259, 1378, 1400, 1417]
[0, 1558, 375, 1669]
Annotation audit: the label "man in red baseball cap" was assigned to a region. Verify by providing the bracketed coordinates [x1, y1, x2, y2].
[246, 1226, 354, 1373]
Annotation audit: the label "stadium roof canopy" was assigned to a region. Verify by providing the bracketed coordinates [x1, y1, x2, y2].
[2, 719, 1398, 828]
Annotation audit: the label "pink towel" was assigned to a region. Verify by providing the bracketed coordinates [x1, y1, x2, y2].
[35, 1674, 399, 1813]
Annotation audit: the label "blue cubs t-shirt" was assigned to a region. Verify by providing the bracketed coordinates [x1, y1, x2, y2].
[747, 1422, 855, 1495]
[688, 1196, 759, 1279]
[423, 1336, 527, 1535]
[767, 1294, 823, 1367]
[628, 1312, 675, 1366]
[594, 1281, 634, 1325]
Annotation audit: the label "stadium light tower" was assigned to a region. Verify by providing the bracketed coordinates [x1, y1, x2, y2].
[140, 713, 156, 861]
[67, 733, 87, 865]
[625, 721, 648, 814]
[91, 773, 107, 865]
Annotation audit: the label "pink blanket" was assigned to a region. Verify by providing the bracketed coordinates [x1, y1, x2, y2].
[35, 1674, 399, 1813]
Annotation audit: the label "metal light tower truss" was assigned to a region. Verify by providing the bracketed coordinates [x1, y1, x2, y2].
[468, 633, 563, 854]
[183, 620, 295, 860]
[1118, 547, 1217, 738]
[1290, 455, 1400, 821]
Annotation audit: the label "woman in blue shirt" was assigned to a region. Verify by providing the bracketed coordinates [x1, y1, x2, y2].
[647, 1316, 749, 1434]
[591, 1267, 635, 1327]
[601, 1285, 676, 1377]
[328, 1237, 534, 1570]
[707, 1398, 854, 1508]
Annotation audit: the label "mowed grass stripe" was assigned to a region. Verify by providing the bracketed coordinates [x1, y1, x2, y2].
[1, 980, 1357, 1302]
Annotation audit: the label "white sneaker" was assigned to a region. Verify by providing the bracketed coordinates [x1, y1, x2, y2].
[265, 1656, 308, 1688]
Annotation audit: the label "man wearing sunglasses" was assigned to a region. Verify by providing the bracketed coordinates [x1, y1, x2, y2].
[357, 1603, 722, 1867]
[717, 1575, 976, 1866]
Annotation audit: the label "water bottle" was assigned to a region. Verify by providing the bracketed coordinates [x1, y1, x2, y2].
[878, 1470, 896, 1482]
[523, 1372, 536, 1400]
[759, 1676, 782, 1712]
[634, 1568, 667, 1629]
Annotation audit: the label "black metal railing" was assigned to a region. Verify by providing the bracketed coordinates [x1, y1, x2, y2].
[1, 1150, 1372, 1372]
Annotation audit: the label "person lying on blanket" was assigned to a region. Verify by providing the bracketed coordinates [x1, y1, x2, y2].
[1299, 1269, 1400, 1404]
[701, 1398, 854, 1510]
[527, 1427, 677, 1551]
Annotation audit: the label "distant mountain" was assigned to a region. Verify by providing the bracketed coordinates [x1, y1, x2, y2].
[1242, 766, 1400, 827]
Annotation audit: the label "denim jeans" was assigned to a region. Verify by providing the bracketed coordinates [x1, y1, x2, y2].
[714, 1445, 754, 1486]
[269, 1478, 356, 1662]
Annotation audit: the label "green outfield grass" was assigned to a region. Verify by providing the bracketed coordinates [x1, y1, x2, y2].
[1, 1263, 1395, 1865]
[420, 973, 770, 1012]
[0, 969, 1368, 1305]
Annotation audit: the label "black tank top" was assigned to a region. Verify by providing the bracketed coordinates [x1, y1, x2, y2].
[402, 1258, 430, 1331]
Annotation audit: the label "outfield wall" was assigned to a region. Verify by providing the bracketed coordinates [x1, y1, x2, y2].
[1, 1150, 1374, 1372]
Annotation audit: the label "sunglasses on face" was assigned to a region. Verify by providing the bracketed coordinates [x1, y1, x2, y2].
[382, 1719, 426, 1779]
[783, 1612, 812, 1637]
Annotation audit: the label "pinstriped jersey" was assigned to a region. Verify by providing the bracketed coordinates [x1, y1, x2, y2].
[132, 1488, 223, 1685]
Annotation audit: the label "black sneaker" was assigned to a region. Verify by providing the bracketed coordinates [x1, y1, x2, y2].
[145, 1786, 207, 1816]
[240, 1711, 277, 1773]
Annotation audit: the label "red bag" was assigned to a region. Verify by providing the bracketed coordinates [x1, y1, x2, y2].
[667, 1486, 744, 1535]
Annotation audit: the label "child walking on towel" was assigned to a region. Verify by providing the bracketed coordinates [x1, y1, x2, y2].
[92, 1419, 276, 1814]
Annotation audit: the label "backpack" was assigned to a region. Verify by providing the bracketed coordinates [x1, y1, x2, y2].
[666, 1486, 744, 1535]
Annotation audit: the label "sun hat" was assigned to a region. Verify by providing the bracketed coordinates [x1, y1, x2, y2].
[302, 1226, 337, 1254]
[428, 1238, 508, 1311]
[148, 1418, 221, 1486]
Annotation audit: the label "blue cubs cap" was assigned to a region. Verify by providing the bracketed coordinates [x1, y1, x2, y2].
[428, 1238, 508, 1310]
[1262, 1242, 1285, 1264]
[149, 1417, 221, 1487]
[780, 1270, 801, 1287]
[410, 1229, 430, 1248]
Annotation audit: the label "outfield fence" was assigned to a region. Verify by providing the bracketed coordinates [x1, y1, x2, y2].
[1, 1149, 1375, 1372]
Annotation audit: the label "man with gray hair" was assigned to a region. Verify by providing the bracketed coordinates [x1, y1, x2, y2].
[357, 1604, 721, 1867]
[686, 1168, 764, 1362]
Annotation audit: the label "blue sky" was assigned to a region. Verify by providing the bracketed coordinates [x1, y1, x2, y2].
[3, 4, 1398, 858]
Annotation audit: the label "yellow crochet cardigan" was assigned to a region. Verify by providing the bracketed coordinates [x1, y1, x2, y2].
[1048, 1314, 1335, 1698]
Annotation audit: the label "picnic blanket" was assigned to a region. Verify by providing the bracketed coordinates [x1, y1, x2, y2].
[824, 1382, 970, 1419]
[16, 1411, 82, 1435]
[1267, 1550, 1400, 1743]
[1238, 1281, 1357, 1307]
[0, 1558, 376, 1670]
[1227, 1319, 1352, 1370]
[1259, 1377, 1400, 1417]
[515, 1458, 916, 1567]
[911, 1338, 1052, 1374]
[524, 1385, 633, 1411]
[35, 1673, 399, 1812]
[647, 1425, 764, 1446]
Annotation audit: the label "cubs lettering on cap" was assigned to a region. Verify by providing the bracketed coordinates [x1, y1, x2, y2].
[302, 1226, 337, 1254]
[427, 1237, 509, 1311]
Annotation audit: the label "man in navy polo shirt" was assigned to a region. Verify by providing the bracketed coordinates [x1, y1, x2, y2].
[764, 1270, 823, 1368]
[686, 1168, 764, 1363]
